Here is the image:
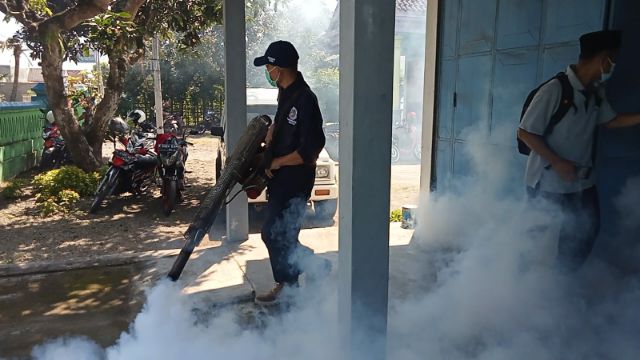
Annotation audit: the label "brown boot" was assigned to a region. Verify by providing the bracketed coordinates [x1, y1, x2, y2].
[255, 283, 285, 304]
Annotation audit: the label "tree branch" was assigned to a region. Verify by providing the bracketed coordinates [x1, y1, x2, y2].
[123, 0, 146, 16]
[41, 0, 112, 31]
[0, 0, 37, 29]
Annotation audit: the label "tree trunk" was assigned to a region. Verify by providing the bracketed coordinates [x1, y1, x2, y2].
[9, 44, 20, 102]
[85, 56, 128, 161]
[39, 27, 102, 172]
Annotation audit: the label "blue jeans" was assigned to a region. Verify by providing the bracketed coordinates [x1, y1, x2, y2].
[261, 192, 308, 284]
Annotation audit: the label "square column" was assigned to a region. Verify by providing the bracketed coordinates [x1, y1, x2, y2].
[223, 0, 249, 242]
[338, 0, 396, 359]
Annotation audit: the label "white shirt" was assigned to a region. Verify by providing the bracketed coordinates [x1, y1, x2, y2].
[519, 66, 617, 194]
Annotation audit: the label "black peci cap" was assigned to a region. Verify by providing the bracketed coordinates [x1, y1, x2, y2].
[579, 30, 622, 58]
[253, 40, 299, 68]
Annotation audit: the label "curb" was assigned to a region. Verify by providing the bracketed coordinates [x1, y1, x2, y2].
[0, 246, 218, 278]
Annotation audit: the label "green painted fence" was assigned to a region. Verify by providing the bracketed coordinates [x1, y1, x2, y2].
[0, 102, 44, 181]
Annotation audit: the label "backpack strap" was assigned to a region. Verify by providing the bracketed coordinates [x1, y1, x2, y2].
[543, 72, 575, 137]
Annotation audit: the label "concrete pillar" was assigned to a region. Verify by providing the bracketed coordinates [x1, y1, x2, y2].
[419, 0, 439, 205]
[338, 0, 395, 359]
[223, 0, 249, 242]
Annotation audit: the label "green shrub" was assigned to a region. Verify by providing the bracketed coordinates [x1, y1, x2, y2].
[33, 166, 100, 198]
[32, 166, 102, 215]
[390, 209, 403, 223]
[1, 179, 28, 200]
[37, 198, 59, 216]
[58, 190, 80, 211]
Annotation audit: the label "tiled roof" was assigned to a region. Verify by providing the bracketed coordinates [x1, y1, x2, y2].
[396, 0, 426, 14]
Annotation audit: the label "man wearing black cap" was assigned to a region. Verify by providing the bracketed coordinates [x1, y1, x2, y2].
[253, 40, 326, 303]
[518, 30, 640, 270]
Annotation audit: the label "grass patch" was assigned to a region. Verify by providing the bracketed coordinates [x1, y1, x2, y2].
[390, 208, 403, 223]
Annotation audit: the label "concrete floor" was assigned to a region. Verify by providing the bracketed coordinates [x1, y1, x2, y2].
[0, 222, 426, 358]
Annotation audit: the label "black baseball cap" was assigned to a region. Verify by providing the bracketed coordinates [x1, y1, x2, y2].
[579, 30, 621, 58]
[253, 40, 299, 68]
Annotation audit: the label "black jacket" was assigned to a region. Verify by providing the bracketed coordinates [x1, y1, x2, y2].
[268, 72, 326, 197]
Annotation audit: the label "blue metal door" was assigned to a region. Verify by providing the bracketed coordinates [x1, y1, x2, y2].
[594, 0, 640, 270]
[434, 0, 607, 192]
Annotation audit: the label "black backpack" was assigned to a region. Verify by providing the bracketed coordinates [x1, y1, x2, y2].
[517, 72, 575, 155]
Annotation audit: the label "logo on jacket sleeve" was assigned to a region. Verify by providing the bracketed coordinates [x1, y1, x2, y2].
[287, 107, 298, 125]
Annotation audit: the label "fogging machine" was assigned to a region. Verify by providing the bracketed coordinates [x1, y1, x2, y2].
[167, 115, 273, 281]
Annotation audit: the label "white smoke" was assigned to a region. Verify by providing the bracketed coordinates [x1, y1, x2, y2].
[31, 337, 103, 360]
[26, 0, 640, 357]
[31, 125, 640, 359]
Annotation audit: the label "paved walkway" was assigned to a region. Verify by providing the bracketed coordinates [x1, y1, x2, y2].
[155, 223, 418, 308]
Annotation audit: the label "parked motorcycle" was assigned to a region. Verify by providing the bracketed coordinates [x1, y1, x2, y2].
[90, 131, 158, 213]
[40, 111, 72, 171]
[163, 113, 184, 134]
[391, 123, 421, 164]
[155, 132, 190, 216]
[190, 110, 219, 135]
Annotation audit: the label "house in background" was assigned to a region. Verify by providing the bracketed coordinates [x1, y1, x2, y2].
[0, 19, 99, 103]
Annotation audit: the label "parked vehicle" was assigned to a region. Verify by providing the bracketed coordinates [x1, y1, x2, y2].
[40, 111, 72, 171]
[90, 131, 158, 214]
[323, 122, 339, 162]
[155, 132, 190, 216]
[216, 88, 339, 221]
[190, 111, 221, 135]
[163, 113, 184, 134]
[127, 109, 156, 134]
[391, 123, 421, 164]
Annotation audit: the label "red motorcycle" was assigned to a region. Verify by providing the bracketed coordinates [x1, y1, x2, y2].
[40, 123, 71, 171]
[90, 132, 158, 213]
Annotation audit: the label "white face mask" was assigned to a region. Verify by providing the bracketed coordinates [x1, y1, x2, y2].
[599, 58, 616, 84]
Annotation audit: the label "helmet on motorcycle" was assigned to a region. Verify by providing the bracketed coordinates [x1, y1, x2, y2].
[127, 110, 146, 125]
[46, 111, 55, 124]
[109, 117, 130, 135]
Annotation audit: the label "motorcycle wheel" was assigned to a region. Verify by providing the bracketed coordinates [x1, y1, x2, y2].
[90, 168, 119, 214]
[391, 144, 400, 163]
[39, 151, 54, 171]
[162, 179, 177, 216]
[413, 144, 421, 161]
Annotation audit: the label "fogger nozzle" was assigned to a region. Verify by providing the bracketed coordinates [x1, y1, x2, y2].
[167, 115, 271, 281]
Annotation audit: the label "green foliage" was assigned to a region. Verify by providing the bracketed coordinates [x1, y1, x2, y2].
[33, 166, 100, 198]
[36, 198, 59, 217]
[86, 11, 138, 56]
[26, 0, 53, 17]
[120, 34, 226, 123]
[1, 179, 28, 200]
[32, 166, 101, 215]
[58, 189, 80, 210]
[390, 209, 403, 223]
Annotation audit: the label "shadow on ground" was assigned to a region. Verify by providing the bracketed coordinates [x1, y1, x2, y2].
[0, 262, 154, 358]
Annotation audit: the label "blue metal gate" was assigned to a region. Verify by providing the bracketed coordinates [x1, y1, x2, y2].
[434, 0, 607, 193]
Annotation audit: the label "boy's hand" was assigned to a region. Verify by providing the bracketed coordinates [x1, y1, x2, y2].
[265, 157, 281, 178]
[551, 159, 577, 182]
